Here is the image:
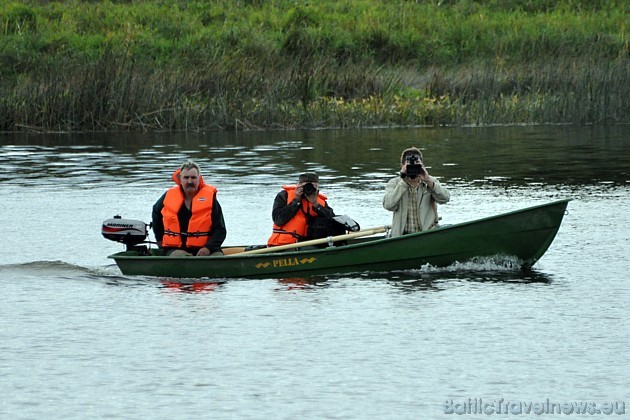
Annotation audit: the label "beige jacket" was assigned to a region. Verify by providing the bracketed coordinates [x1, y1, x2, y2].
[383, 176, 450, 237]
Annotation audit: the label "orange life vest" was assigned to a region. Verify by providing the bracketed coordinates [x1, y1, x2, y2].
[267, 185, 327, 246]
[161, 170, 217, 248]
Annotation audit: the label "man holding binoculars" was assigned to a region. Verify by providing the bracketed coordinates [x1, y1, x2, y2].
[383, 147, 450, 237]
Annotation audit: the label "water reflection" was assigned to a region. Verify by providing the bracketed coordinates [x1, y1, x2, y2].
[274, 277, 331, 292]
[318, 267, 553, 293]
[265, 260, 556, 293]
[428, 268, 553, 285]
[1, 126, 628, 188]
[160, 281, 224, 294]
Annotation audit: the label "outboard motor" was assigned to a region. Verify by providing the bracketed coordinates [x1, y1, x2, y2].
[102, 215, 149, 251]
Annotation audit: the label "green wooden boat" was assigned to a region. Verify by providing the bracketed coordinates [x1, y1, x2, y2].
[106, 199, 569, 279]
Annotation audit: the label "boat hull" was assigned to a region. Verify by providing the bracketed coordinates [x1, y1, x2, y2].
[109, 200, 569, 279]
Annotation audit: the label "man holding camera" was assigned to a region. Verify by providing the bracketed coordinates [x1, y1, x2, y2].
[383, 147, 450, 237]
[267, 172, 335, 246]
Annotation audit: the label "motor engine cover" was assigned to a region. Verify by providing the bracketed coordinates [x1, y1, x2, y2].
[102, 216, 148, 246]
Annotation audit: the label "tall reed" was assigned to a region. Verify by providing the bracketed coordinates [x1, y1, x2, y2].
[1, 0, 628, 131]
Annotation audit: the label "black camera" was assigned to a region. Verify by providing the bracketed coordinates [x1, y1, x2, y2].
[303, 182, 317, 196]
[403, 155, 424, 178]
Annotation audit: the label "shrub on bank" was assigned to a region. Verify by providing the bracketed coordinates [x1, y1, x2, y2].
[0, 0, 628, 131]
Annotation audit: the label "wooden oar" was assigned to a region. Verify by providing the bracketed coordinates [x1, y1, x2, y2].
[227, 226, 390, 256]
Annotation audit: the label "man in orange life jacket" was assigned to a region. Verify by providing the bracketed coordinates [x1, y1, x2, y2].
[267, 172, 335, 246]
[152, 160, 227, 256]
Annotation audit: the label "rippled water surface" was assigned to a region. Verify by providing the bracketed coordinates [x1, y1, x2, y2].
[1, 127, 628, 419]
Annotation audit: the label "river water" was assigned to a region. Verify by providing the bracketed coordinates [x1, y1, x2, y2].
[1, 126, 628, 419]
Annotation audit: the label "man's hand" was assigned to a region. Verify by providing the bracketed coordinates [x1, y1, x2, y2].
[306, 193, 318, 205]
[294, 184, 304, 200]
[196, 247, 211, 256]
[419, 165, 430, 181]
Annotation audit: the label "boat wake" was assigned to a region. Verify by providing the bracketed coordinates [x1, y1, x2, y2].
[394, 256, 554, 284]
[318, 255, 553, 285]
[0, 260, 94, 276]
[421, 255, 528, 273]
[0, 261, 225, 288]
[0, 260, 143, 285]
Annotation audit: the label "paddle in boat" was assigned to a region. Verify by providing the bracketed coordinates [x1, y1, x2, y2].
[102, 199, 570, 279]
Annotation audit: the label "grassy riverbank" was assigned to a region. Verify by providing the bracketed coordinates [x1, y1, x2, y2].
[1, 0, 628, 132]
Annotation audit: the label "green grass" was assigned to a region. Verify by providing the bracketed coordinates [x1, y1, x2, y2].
[0, 0, 628, 131]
